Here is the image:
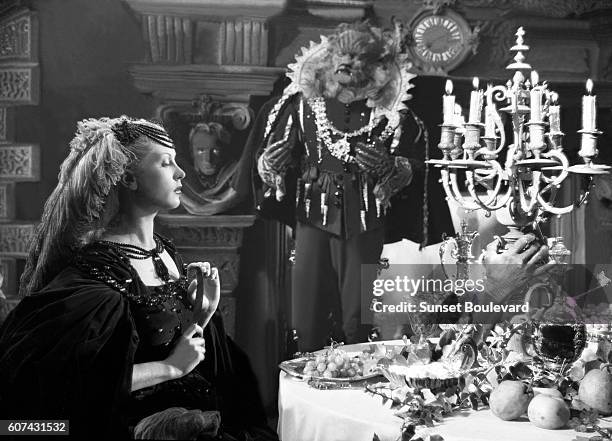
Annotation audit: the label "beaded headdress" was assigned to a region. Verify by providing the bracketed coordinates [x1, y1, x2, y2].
[111, 119, 174, 149]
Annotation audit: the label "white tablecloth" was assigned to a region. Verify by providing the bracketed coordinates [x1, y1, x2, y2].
[278, 372, 612, 441]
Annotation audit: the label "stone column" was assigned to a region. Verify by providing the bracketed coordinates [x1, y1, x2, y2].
[0, 7, 39, 318]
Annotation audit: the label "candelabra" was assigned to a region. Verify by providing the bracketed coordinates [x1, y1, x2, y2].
[429, 27, 610, 244]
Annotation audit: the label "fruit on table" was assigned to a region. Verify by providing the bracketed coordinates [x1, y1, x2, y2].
[302, 348, 366, 379]
[578, 367, 612, 415]
[527, 395, 570, 429]
[489, 380, 532, 421]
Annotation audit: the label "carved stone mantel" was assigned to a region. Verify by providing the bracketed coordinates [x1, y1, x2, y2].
[155, 214, 256, 337]
[129, 63, 284, 104]
[124, 0, 287, 20]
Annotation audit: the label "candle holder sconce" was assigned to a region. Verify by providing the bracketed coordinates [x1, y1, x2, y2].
[429, 27, 611, 246]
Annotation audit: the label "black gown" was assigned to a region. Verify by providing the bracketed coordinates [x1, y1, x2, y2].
[0, 237, 277, 440]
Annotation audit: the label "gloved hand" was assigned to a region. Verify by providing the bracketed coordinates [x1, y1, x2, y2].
[257, 116, 297, 201]
[354, 141, 395, 180]
[260, 117, 297, 175]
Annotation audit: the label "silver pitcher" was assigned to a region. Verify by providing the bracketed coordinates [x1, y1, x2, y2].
[439, 220, 479, 282]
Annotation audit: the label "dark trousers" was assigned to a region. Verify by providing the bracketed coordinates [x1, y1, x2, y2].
[291, 222, 384, 352]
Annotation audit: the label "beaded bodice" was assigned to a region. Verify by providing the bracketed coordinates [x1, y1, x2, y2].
[73, 239, 196, 363]
[129, 277, 195, 363]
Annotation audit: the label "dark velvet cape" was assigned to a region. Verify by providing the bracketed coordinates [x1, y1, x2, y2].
[0, 242, 274, 440]
[232, 94, 454, 246]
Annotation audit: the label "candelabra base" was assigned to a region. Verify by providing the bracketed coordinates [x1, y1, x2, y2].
[568, 163, 611, 175]
[515, 158, 560, 169]
[427, 159, 452, 167]
[446, 159, 490, 169]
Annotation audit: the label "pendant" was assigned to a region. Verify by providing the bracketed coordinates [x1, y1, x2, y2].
[152, 254, 170, 282]
[331, 137, 350, 158]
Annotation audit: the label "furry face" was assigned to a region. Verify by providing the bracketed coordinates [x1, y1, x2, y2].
[317, 23, 394, 103]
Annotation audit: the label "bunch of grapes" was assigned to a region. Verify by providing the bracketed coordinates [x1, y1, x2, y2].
[302, 349, 366, 379]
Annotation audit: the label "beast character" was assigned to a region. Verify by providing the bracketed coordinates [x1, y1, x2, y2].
[233, 22, 455, 350]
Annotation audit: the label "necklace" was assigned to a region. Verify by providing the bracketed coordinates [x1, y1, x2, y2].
[308, 97, 396, 163]
[99, 235, 170, 282]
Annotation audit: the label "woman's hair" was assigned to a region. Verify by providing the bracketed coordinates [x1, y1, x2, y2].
[19, 116, 171, 297]
[133, 407, 221, 440]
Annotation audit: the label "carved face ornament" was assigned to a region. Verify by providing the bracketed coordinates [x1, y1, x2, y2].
[191, 130, 220, 176]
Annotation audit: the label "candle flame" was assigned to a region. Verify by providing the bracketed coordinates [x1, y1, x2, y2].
[531, 70, 539, 86]
[445, 79, 453, 95]
[551, 92, 558, 104]
[586, 78, 593, 94]
[472, 77, 479, 90]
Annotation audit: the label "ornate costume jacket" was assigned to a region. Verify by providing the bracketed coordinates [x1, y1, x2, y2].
[243, 92, 454, 246]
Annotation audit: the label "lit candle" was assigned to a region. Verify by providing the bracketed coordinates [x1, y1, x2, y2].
[549, 92, 560, 132]
[443, 79, 455, 125]
[530, 71, 542, 121]
[484, 85, 495, 137]
[582, 79, 597, 131]
[468, 77, 483, 123]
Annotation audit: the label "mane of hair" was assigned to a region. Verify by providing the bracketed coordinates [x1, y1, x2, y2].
[19, 117, 134, 297]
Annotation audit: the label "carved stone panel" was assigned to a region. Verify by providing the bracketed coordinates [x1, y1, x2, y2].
[0, 223, 36, 257]
[0, 107, 12, 141]
[530, 45, 591, 80]
[0, 256, 16, 298]
[0, 64, 39, 105]
[142, 15, 193, 64]
[0, 182, 15, 220]
[218, 296, 236, 337]
[460, 0, 612, 18]
[0, 144, 40, 181]
[156, 214, 255, 248]
[171, 249, 241, 291]
[219, 19, 268, 66]
[0, 9, 37, 61]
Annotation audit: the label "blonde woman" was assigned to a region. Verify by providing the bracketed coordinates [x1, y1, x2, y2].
[0, 117, 276, 440]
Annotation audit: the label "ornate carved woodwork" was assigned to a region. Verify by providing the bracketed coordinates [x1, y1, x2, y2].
[0, 223, 36, 257]
[0, 144, 40, 181]
[0, 182, 15, 220]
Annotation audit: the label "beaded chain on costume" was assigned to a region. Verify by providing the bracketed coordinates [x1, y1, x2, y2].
[74, 254, 133, 294]
[98, 235, 171, 282]
[75, 244, 190, 308]
[409, 109, 430, 249]
[128, 277, 191, 307]
[308, 97, 397, 164]
[263, 90, 296, 140]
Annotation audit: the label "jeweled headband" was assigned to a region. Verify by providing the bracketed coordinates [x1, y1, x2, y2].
[111, 119, 174, 149]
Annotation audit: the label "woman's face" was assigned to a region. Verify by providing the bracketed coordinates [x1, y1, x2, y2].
[132, 142, 185, 211]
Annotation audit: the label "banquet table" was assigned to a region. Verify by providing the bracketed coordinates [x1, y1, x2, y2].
[278, 371, 612, 441]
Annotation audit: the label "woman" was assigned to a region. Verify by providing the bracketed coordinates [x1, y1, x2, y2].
[0, 117, 277, 440]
